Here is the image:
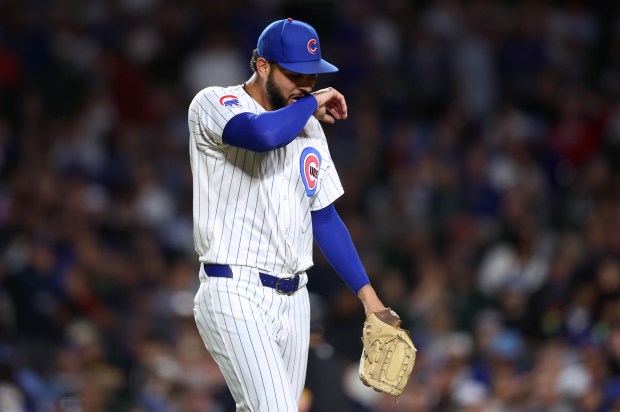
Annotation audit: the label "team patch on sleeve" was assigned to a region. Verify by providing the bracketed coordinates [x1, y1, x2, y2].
[219, 95, 242, 108]
[300, 147, 322, 196]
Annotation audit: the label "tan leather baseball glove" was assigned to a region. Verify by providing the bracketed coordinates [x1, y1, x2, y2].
[359, 308, 416, 397]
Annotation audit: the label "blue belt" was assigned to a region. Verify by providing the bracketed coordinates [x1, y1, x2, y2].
[202, 264, 301, 296]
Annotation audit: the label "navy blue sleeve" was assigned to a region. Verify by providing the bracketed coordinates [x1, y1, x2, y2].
[311, 204, 371, 294]
[222, 95, 318, 152]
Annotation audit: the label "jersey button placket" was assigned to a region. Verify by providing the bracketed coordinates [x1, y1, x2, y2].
[283, 193, 289, 234]
[282, 195, 290, 238]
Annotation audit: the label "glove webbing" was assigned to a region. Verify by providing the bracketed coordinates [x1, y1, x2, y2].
[382, 337, 413, 392]
[366, 335, 413, 396]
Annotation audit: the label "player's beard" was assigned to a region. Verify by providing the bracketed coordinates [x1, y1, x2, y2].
[266, 70, 288, 110]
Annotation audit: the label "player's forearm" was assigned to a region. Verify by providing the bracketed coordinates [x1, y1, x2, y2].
[222, 95, 317, 152]
[311, 204, 371, 294]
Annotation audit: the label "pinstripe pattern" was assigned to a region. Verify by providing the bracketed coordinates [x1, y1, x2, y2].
[194, 265, 310, 411]
[189, 84, 341, 410]
[188, 85, 344, 275]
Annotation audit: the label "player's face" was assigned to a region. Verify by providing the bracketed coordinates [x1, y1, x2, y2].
[266, 64, 317, 110]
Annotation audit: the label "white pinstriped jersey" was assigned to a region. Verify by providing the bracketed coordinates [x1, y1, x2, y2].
[188, 84, 344, 275]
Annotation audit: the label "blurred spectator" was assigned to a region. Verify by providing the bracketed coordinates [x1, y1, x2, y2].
[1, 0, 620, 411]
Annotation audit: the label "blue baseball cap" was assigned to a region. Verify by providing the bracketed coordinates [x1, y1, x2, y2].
[257, 18, 338, 75]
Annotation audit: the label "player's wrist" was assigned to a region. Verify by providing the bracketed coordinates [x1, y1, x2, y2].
[300, 94, 319, 111]
[357, 284, 385, 315]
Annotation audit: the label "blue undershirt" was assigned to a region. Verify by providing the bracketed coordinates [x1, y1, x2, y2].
[222, 95, 318, 152]
[311, 204, 370, 295]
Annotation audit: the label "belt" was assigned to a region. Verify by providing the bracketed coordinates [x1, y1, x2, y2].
[202, 264, 301, 296]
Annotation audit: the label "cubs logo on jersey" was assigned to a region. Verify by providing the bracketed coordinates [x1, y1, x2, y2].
[300, 147, 321, 196]
[219, 95, 242, 108]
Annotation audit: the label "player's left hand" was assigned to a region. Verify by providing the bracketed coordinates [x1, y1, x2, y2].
[359, 308, 416, 398]
[311, 87, 348, 124]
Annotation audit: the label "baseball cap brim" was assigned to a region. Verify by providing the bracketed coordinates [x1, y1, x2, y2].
[276, 59, 339, 75]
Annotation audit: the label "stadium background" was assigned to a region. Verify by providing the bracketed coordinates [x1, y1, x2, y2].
[1, 0, 620, 411]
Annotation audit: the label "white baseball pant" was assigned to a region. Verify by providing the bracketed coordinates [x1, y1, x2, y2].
[194, 265, 310, 411]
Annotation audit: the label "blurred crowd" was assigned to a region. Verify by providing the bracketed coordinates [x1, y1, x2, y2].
[1, 0, 620, 411]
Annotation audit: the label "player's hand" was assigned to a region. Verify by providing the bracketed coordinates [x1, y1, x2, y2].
[311, 87, 348, 124]
[359, 308, 416, 398]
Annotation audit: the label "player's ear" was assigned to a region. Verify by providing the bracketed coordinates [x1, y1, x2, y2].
[256, 57, 270, 78]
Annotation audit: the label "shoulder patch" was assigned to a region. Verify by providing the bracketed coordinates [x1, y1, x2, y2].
[219, 95, 242, 108]
[300, 147, 322, 196]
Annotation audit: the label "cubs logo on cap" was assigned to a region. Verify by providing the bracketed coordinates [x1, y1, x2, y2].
[219, 95, 242, 108]
[307, 39, 318, 54]
[300, 147, 322, 196]
[257, 19, 338, 75]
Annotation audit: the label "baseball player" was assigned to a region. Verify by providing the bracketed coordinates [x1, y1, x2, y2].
[188, 18, 386, 411]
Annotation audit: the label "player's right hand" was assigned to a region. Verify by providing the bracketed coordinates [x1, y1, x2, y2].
[311, 87, 348, 124]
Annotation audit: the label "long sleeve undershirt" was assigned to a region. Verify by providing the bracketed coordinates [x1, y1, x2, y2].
[222, 95, 317, 152]
[311, 204, 370, 294]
